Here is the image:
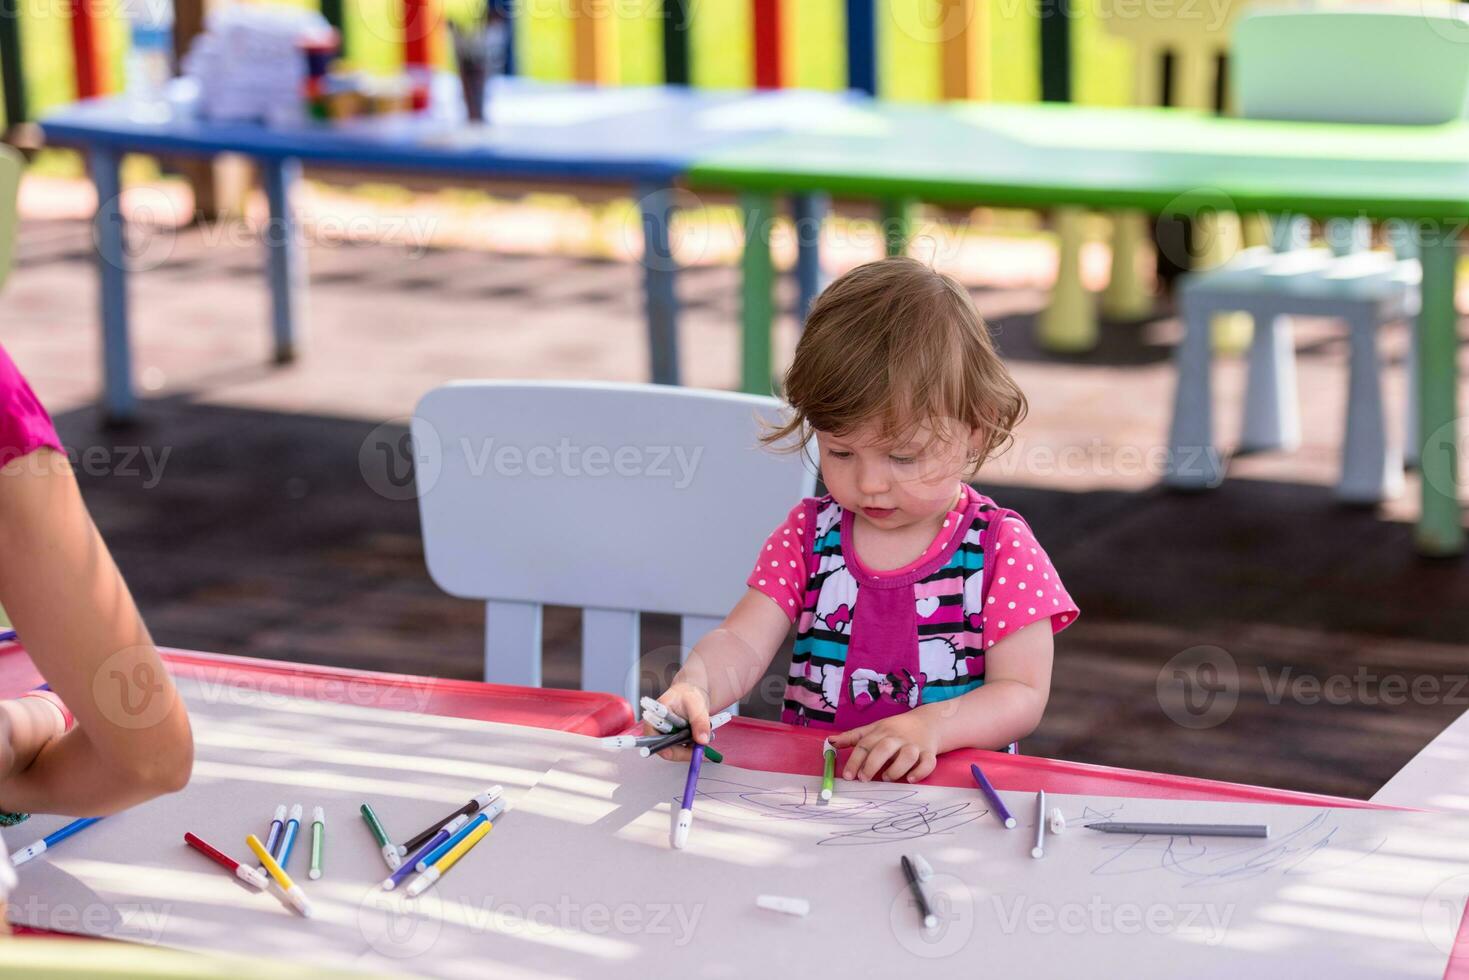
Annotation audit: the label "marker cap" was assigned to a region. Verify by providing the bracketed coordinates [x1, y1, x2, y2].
[755, 895, 811, 917]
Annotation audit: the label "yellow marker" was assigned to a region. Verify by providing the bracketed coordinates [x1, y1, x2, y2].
[405, 818, 492, 898]
[246, 833, 313, 917]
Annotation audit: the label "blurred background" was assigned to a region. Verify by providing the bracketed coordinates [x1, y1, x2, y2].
[3, 0, 1466, 800]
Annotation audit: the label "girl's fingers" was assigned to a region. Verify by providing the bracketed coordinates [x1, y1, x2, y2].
[906, 752, 938, 784]
[882, 744, 921, 782]
[687, 705, 712, 745]
[842, 743, 870, 781]
[857, 737, 902, 782]
[829, 726, 867, 749]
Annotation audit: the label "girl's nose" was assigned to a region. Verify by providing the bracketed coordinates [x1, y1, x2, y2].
[858, 461, 890, 495]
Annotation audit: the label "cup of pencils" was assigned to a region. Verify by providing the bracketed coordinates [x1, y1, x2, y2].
[451, 17, 501, 124]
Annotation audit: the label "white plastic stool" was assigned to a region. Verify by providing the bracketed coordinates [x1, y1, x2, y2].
[1165, 246, 1420, 502]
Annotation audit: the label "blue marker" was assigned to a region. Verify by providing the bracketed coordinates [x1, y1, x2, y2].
[417, 798, 506, 872]
[274, 804, 303, 869]
[383, 812, 470, 891]
[10, 816, 102, 867]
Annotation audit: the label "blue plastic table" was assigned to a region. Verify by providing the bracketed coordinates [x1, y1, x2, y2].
[40, 78, 851, 418]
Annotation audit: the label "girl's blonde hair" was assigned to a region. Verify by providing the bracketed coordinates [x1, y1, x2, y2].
[763, 257, 1027, 472]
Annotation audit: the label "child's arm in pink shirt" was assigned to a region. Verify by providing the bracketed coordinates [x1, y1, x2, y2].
[650, 503, 809, 757]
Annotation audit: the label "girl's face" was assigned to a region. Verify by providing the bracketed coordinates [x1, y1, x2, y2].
[816, 419, 978, 531]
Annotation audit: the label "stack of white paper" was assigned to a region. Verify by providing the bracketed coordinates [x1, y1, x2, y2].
[182, 4, 331, 126]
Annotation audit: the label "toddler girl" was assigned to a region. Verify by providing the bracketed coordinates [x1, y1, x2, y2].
[652, 257, 1078, 784]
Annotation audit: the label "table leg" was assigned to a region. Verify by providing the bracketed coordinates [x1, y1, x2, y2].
[741, 191, 775, 395]
[792, 192, 828, 326]
[636, 182, 681, 386]
[1414, 227, 1464, 556]
[1038, 206, 1098, 352]
[90, 147, 135, 424]
[881, 196, 913, 258]
[261, 156, 305, 364]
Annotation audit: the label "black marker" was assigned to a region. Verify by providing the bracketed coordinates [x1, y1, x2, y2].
[900, 854, 937, 931]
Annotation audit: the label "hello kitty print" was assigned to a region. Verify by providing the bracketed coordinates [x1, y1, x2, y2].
[747, 486, 1078, 730]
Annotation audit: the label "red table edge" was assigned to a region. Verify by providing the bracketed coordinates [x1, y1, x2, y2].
[0, 643, 634, 737]
[636, 714, 1407, 810]
[5, 645, 1465, 972]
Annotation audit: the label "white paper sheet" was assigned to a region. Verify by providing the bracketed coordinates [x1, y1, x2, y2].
[4, 675, 600, 974]
[8, 684, 1469, 978]
[402, 751, 1469, 979]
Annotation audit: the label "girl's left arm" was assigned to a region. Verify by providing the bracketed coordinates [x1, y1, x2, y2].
[925, 620, 1054, 754]
[832, 621, 1054, 783]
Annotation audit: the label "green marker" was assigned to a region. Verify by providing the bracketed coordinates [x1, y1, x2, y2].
[309, 806, 325, 880]
[820, 738, 836, 802]
[360, 802, 400, 871]
[705, 746, 725, 764]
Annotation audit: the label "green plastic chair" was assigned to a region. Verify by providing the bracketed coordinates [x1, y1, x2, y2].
[0, 143, 21, 292]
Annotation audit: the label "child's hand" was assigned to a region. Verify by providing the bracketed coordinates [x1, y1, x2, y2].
[830, 712, 941, 784]
[645, 683, 711, 762]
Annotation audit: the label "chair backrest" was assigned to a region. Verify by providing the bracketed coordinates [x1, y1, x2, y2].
[1099, 0, 1253, 110]
[414, 381, 816, 707]
[1233, 3, 1469, 125]
[0, 144, 21, 292]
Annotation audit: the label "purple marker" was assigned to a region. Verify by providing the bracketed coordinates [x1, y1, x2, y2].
[382, 813, 470, 891]
[672, 745, 705, 850]
[258, 805, 287, 873]
[970, 763, 1017, 829]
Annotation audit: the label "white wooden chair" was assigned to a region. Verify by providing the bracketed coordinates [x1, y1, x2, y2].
[1165, 3, 1469, 500]
[413, 381, 815, 709]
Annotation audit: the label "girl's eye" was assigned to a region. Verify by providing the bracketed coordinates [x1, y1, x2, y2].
[889, 455, 916, 465]
[827, 450, 853, 460]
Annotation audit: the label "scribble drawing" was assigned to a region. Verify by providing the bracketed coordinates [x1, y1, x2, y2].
[689, 775, 985, 846]
[1087, 810, 1383, 886]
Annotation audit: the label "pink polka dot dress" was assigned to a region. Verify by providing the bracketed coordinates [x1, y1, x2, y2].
[746, 484, 1078, 730]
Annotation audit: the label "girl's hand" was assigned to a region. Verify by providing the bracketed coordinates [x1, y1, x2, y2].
[830, 711, 942, 784]
[645, 683, 711, 762]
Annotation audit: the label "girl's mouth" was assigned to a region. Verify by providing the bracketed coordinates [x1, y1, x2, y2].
[862, 507, 896, 520]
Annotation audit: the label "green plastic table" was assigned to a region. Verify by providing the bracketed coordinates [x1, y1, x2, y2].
[687, 102, 1469, 557]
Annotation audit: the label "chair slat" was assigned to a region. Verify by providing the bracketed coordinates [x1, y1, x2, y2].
[582, 607, 641, 706]
[484, 600, 543, 687]
[679, 615, 739, 716]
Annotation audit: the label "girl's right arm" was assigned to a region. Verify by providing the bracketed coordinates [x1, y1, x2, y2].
[0, 450, 193, 816]
[651, 588, 791, 760]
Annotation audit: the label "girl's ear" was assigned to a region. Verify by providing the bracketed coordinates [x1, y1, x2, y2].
[965, 424, 986, 459]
